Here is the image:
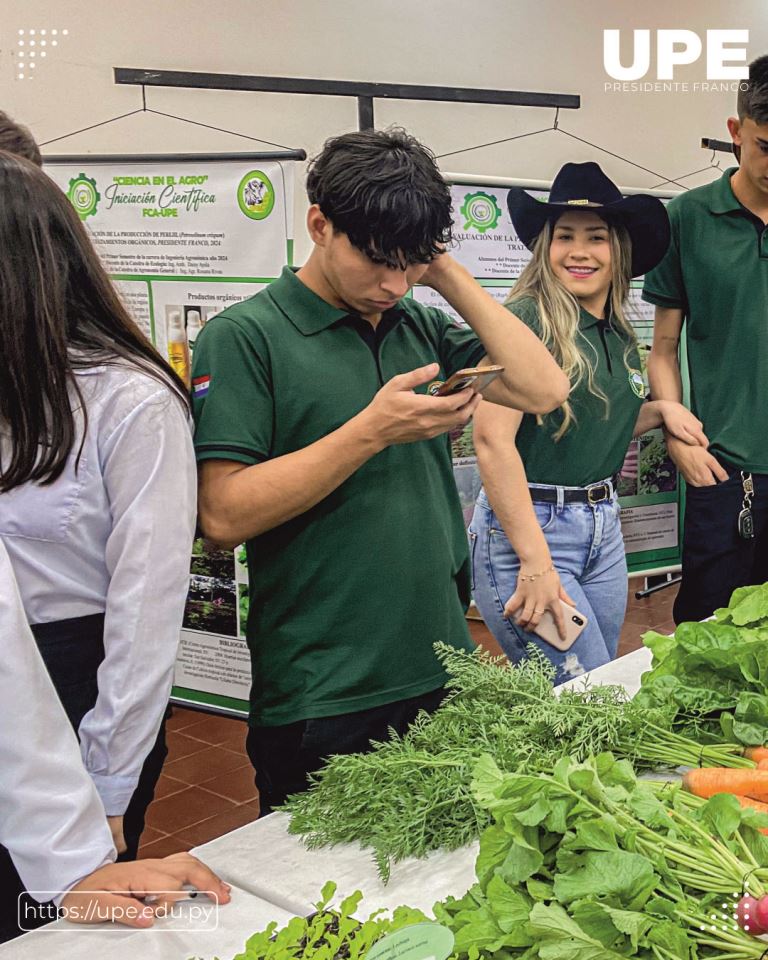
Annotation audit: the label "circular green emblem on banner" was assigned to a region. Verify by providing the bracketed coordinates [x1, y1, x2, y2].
[237, 170, 275, 220]
[460, 190, 502, 233]
[628, 369, 645, 398]
[67, 174, 100, 220]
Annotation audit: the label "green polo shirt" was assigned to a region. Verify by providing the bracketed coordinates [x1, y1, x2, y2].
[642, 168, 768, 472]
[509, 297, 644, 486]
[192, 266, 484, 726]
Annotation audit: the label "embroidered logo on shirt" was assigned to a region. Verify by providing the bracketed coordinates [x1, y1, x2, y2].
[193, 375, 211, 398]
[628, 369, 645, 398]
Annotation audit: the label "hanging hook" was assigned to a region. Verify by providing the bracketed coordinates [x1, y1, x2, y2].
[553, 107, 560, 130]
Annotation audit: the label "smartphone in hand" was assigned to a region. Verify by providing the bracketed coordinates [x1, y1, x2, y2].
[534, 600, 589, 651]
[429, 365, 504, 397]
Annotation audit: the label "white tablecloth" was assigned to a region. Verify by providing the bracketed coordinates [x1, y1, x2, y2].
[558, 645, 651, 697]
[192, 810, 479, 919]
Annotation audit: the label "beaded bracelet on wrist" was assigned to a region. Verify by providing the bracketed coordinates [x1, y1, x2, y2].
[518, 564, 555, 583]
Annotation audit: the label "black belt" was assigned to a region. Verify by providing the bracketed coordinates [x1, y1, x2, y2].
[530, 480, 617, 505]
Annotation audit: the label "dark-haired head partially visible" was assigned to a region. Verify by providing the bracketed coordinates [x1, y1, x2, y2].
[0, 111, 42, 167]
[737, 55, 768, 123]
[728, 55, 768, 199]
[305, 128, 452, 269]
[0, 151, 188, 493]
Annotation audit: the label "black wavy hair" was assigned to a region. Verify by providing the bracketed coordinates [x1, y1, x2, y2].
[0, 151, 189, 491]
[738, 55, 768, 123]
[305, 127, 453, 269]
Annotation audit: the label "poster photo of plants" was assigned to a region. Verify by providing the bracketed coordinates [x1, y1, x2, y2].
[638, 431, 678, 495]
[451, 421, 476, 461]
[183, 572, 238, 636]
[190, 537, 235, 581]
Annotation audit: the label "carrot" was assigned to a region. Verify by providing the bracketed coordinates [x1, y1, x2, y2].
[682, 767, 768, 802]
[744, 746, 768, 762]
[734, 795, 768, 834]
[758, 759, 768, 771]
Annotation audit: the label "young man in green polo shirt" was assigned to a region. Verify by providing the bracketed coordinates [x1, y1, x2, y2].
[644, 55, 768, 624]
[192, 128, 569, 813]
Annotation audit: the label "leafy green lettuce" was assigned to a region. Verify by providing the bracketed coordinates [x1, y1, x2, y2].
[636, 582, 768, 744]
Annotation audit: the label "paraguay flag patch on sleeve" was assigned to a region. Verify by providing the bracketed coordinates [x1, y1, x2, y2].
[192, 375, 211, 398]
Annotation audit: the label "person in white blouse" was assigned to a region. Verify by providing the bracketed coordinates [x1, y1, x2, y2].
[0, 151, 196, 937]
[0, 539, 230, 931]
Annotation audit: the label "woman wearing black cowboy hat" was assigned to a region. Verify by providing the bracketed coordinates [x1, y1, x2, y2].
[469, 161, 707, 682]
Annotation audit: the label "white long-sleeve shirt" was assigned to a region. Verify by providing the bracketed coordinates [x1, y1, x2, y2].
[0, 363, 196, 815]
[0, 539, 116, 898]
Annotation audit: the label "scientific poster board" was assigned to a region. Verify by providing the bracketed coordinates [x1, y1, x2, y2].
[418, 175, 682, 577]
[48, 152, 301, 716]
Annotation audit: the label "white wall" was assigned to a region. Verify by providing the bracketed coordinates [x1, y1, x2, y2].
[1, 0, 766, 260]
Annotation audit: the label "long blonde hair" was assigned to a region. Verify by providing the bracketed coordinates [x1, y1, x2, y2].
[508, 217, 637, 440]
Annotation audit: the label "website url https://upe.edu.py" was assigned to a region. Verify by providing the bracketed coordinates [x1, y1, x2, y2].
[20, 890, 220, 932]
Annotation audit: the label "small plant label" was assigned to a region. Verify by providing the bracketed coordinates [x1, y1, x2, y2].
[365, 923, 454, 960]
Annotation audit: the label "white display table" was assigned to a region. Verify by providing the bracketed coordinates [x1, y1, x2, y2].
[192, 810, 479, 919]
[558, 645, 651, 697]
[2, 645, 653, 958]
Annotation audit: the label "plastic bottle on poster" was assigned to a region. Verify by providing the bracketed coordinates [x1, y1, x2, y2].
[167, 310, 189, 385]
[186, 309, 203, 353]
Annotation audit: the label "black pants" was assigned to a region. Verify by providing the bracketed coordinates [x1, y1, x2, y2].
[0, 613, 168, 942]
[674, 467, 768, 624]
[246, 687, 446, 816]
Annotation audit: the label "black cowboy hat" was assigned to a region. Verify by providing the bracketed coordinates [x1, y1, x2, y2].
[507, 161, 670, 278]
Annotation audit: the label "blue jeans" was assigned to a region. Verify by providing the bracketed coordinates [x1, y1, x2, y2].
[469, 484, 628, 684]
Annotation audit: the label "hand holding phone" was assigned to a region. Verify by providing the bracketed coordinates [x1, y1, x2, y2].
[429, 365, 504, 397]
[534, 600, 589, 651]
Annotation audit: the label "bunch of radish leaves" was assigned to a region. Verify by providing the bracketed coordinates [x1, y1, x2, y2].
[434, 752, 768, 959]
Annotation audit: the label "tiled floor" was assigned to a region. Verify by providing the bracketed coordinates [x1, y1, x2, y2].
[139, 710, 256, 858]
[138, 576, 679, 858]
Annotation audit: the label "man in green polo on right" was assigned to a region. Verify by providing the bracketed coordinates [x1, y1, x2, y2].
[643, 54, 768, 624]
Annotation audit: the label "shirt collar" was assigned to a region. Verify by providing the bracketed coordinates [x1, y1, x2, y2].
[268, 266, 408, 335]
[709, 167, 743, 215]
[578, 305, 605, 329]
[268, 266, 351, 335]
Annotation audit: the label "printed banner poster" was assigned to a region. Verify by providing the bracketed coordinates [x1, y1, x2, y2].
[48, 159, 292, 279]
[48, 155, 297, 716]
[415, 180, 681, 575]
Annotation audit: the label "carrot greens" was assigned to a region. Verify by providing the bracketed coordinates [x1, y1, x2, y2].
[285, 646, 750, 879]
